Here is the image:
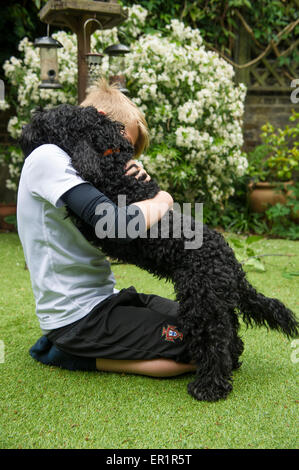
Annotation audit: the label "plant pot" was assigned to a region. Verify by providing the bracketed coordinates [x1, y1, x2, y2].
[248, 181, 298, 223]
[0, 203, 17, 231]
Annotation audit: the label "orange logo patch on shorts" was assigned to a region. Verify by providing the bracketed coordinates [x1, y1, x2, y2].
[162, 325, 183, 342]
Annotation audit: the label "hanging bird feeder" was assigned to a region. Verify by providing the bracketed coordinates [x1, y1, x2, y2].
[84, 18, 104, 87]
[103, 43, 130, 95]
[34, 30, 63, 89]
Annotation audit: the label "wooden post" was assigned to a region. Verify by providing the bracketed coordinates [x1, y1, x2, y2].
[74, 19, 92, 104]
[234, 16, 251, 86]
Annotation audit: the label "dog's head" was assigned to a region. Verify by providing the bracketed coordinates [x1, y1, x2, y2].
[20, 103, 160, 202]
[20, 104, 135, 185]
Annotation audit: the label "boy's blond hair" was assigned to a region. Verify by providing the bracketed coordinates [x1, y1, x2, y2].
[80, 78, 149, 157]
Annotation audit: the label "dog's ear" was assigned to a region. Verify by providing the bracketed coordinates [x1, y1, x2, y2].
[70, 139, 105, 188]
[19, 123, 36, 157]
[19, 120, 46, 158]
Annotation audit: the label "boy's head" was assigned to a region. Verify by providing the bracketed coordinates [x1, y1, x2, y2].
[80, 78, 149, 157]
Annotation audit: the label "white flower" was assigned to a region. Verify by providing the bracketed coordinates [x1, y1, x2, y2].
[178, 101, 203, 124]
[0, 100, 9, 111]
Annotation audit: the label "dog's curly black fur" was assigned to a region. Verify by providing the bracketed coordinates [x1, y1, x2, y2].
[20, 104, 299, 401]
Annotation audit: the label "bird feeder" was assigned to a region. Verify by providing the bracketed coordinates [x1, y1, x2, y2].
[34, 34, 63, 89]
[103, 43, 130, 95]
[85, 52, 104, 86]
[84, 18, 104, 87]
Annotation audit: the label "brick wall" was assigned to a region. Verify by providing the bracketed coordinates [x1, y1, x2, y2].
[242, 91, 298, 152]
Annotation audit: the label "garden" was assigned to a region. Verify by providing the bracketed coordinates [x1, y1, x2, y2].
[0, 0, 298, 451]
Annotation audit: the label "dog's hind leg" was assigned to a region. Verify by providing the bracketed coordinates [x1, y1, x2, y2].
[175, 279, 235, 401]
[186, 307, 234, 402]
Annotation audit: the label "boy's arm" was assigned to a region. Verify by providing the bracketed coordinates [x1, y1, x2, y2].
[61, 183, 173, 243]
[133, 191, 173, 230]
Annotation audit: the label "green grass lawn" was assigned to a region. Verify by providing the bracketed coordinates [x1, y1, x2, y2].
[0, 232, 298, 449]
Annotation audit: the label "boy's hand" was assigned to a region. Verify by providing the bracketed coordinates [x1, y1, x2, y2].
[125, 160, 151, 182]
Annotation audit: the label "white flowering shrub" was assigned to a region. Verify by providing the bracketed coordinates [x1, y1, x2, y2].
[1, 4, 248, 206]
[121, 14, 248, 204]
[0, 32, 78, 191]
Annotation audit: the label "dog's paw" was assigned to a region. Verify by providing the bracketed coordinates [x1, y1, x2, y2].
[187, 379, 232, 402]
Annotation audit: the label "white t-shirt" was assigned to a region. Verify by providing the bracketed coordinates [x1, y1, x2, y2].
[17, 144, 119, 333]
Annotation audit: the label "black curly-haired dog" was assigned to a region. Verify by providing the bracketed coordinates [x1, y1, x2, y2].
[20, 104, 298, 401]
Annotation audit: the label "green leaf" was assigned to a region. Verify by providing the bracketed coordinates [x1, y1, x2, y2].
[4, 215, 17, 226]
[246, 235, 264, 244]
[282, 272, 299, 279]
[235, 253, 243, 263]
[244, 258, 266, 272]
[246, 247, 255, 257]
[282, 271, 299, 279]
[229, 238, 244, 249]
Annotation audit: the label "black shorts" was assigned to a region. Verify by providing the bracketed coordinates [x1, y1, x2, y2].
[46, 286, 190, 363]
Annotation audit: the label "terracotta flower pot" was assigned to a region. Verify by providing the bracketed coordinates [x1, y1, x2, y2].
[248, 181, 298, 223]
[0, 203, 17, 231]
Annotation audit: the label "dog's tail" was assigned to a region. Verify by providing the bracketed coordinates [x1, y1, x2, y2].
[238, 279, 298, 338]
